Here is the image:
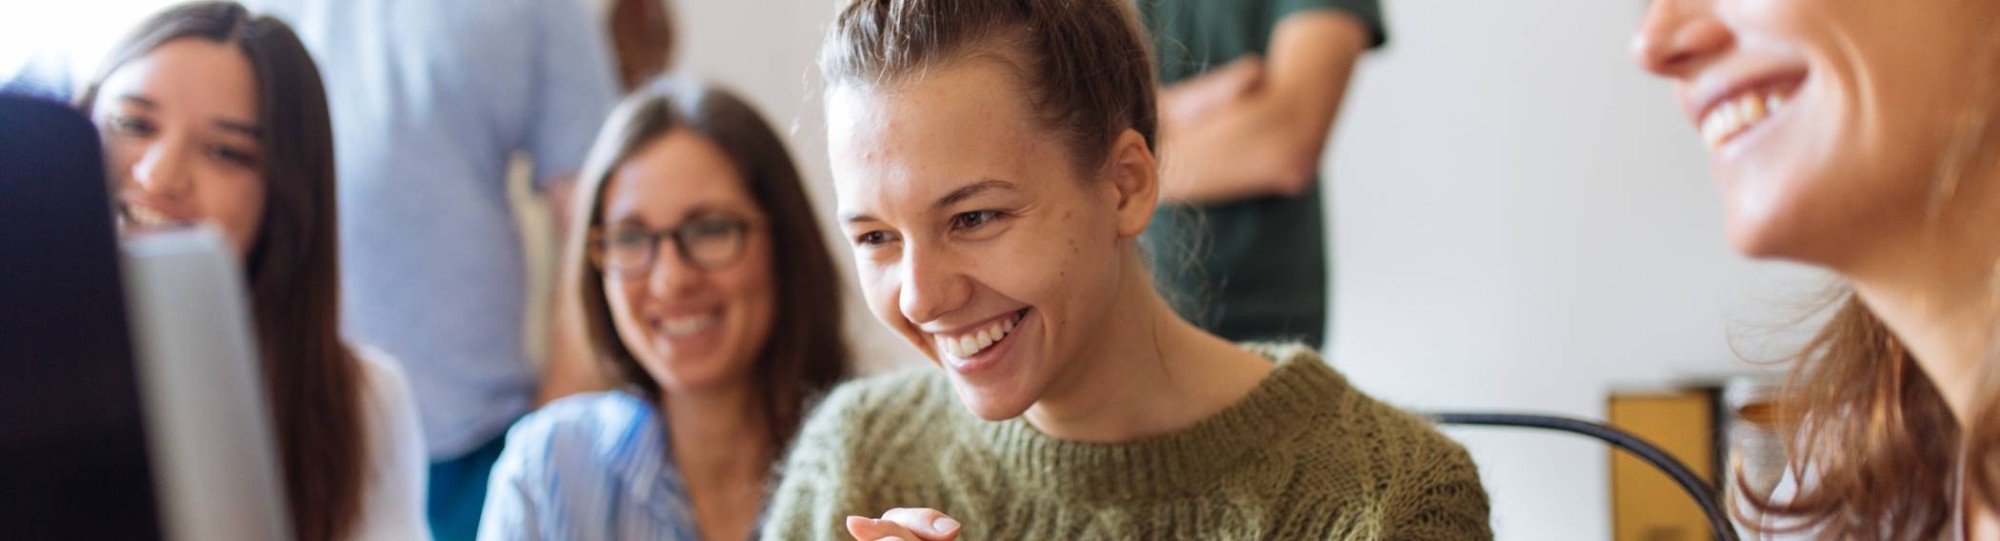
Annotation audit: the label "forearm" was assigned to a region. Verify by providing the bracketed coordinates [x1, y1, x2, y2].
[1159, 100, 1328, 205]
[1156, 11, 1369, 206]
[536, 174, 606, 404]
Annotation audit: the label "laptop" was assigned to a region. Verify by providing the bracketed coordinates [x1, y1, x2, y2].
[1, 94, 290, 540]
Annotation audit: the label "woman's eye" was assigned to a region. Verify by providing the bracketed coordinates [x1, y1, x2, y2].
[609, 230, 652, 248]
[208, 145, 259, 167]
[683, 218, 737, 239]
[854, 230, 894, 247]
[951, 210, 1002, 231]
[109, 116, 155, 137]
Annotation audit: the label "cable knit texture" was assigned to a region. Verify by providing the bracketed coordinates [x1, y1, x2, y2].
[760, 343, 1492, 540]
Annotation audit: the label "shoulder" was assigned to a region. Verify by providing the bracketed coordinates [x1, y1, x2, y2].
[346, 345, 434, 540]
[765, 369, 958, 541]
[800, 368, 958, 441]
[487, 391, 659, 504]
[505, 391, 656, 461]
[351, 345, 423, 445]
[1248, 343, 1490, 536]
[1245, 342, 1471, 466]
[352, 345, 411, 401]
[781, 368, 962, 477]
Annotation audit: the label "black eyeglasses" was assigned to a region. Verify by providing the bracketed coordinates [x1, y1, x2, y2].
[589, 214, 755, 277]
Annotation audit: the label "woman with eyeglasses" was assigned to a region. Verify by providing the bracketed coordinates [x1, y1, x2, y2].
[478, 78, 851, 541]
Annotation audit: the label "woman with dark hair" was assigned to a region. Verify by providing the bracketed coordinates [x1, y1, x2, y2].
[77, 2, 428, 541]
[1633, 0, 2000, 539]
[479, 78, 851, 541]
[761, 0, 1491, 539]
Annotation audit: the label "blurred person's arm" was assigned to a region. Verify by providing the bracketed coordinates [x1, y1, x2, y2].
[609, 0, 674, 90]
[1157, 11, 1372, 206]
[527, 0, 621, 404]
[541, 173, 607, 405]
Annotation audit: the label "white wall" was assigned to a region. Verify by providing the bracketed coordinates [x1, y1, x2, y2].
[673, 1, 1826, 539]
[1326, 2, 1823, 539]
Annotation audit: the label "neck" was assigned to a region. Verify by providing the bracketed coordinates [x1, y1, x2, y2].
[1845, 172, 2000, 431]
[661, 379, 770, 483]
[1022, 248, 1272, 443]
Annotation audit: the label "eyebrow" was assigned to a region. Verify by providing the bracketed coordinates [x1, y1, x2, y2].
[838, 178, 1016, 224]
[118, 94, 261, 137]
[933, 179, 1014, 210]
[214, 119, 261, 138]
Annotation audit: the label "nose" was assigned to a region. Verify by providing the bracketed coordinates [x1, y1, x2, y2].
[897, 242, 969, 328]
[131, 137, 193, 198]
[644, 239, 704, 298]
[1630, 0, 1733, 78]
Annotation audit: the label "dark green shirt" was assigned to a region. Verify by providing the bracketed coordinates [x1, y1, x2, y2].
[1139, 0, 1385, 346]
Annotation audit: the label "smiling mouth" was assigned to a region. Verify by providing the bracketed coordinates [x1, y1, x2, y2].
[657, 311, 720, 338]
[932, 308, 1029, 359]
[121, 201, 195, 230]
[1699, 82, 1800, 150]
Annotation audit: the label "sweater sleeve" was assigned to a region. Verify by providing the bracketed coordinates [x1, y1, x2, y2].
[761, 382, 870, 541]
[1380, 426, 1493, 541]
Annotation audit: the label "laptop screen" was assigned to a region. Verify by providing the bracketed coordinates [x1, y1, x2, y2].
[0, 94, 162, 540]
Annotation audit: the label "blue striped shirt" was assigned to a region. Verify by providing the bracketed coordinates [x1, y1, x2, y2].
[479, 392, 726, 540]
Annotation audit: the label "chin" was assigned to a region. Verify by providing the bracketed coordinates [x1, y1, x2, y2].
[944, 373, 1034, 422]
[1716, 172, 1818, 261]
[1724, 219, 1789, 260]
[1721, 201, 1861, 268]
[647, 354, 743, 394]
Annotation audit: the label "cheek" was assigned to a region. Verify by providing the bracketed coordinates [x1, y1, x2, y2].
[858, 261, 905, 330]
[101, 138, 142, 188]
[992, 205, 1121, 321]
[201, 172, 267, 255]
[605, 280, 654, 356]
[722, 243, 780, 348]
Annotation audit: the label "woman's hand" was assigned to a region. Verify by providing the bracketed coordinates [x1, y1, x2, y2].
[845, 508, 962, 541]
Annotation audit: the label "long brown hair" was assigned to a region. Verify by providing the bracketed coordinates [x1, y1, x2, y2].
[1739, 29, 2000, 540]
[565, 78, 850, 458]
[818, 0, 1158, 174]
[80, 3, 367, 540]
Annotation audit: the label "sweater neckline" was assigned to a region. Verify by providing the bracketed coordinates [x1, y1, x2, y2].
[961, 343, 1349, 501]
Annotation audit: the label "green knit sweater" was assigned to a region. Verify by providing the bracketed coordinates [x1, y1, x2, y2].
[760, 343, 1492, 540]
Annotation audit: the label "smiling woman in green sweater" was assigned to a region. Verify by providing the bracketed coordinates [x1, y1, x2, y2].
[759, 0, 1492, 539]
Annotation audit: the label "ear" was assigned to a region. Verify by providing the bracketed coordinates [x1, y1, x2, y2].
[1101, 128, 1159, 239]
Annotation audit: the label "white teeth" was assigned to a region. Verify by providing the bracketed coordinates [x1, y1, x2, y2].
[660, 314, 718, 337]
[933, 311, 1024, 359]
[1700, 88, 1788, 150]
[128, 205, 172, 227]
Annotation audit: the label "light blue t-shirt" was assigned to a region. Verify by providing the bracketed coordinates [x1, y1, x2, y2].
[245, 0, 620, 458]
[480, 391, 739, 541]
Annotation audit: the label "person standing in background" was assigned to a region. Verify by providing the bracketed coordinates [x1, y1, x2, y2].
[1138, 0, 1387, 347]
[239, 0, 619, 539]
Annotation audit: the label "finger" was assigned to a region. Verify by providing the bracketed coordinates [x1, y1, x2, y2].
[880, 508, 961, 541]
[846, 516, 921, 541]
